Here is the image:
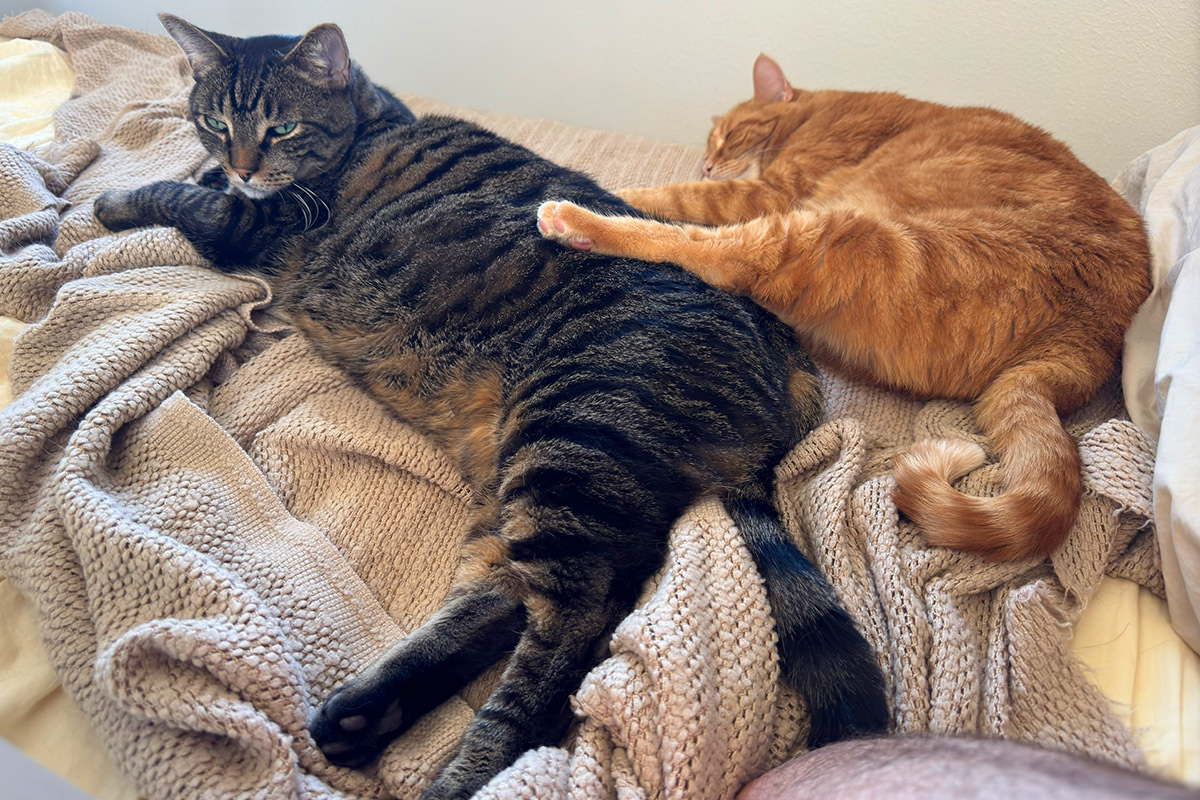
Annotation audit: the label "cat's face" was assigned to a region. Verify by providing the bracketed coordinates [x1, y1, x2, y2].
[161, 14, 357, 198]
[702, 54, 798, 181]
[703, 106, 777, 180]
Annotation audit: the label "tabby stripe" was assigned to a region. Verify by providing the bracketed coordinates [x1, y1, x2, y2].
[512, 289, 631, 352]
[216, 196, 248, 242]
[299, 120, 348, 140]
[502, 418, 680, 501]
[228, 59, 241, 108]
[506, 470, 666, 544]
[408, 278, 488, 330]
[244, 66, 266, 113]
[473, 694, 537, 737]
[338, 140, 462, 220]
[401, 143, 504, 199]
[517, 371, 683, 436]
[506, 427, 668, 501]
[238, 60, 270, 113]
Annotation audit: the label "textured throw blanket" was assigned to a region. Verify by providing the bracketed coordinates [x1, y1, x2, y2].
[0, 11, 1163, 800]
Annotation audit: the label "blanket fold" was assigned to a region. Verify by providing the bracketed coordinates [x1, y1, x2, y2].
[0, 10, 1161, 800]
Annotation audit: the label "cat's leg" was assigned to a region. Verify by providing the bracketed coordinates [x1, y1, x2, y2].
[538, 200, 799, 297]
[311, 496, 528, 767]
[314, 443, 649, 799]
[94, 181, 289, 268]
[540, 201, 939, 336]
[614, 179, 794, 225]
[420, 578, 626, 800]
[309, 583, 527, 768]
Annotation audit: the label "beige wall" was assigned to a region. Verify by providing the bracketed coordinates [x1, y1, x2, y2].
[13, 0, 1200, 179]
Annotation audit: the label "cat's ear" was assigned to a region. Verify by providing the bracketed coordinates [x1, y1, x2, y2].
[285, 24, 351, 90]
[159, 14, 229, 76]
[752, 54, 794, 103]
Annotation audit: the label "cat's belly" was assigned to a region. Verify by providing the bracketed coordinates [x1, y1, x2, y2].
[286, 307, 505, 488]
[804, 329, 1000, 402]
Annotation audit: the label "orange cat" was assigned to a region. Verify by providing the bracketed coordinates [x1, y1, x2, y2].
[537, 54, 1151, 560]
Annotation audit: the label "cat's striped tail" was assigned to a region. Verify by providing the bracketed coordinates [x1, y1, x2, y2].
[725, 489, 890, 746]
[891, 360, 1083, 561]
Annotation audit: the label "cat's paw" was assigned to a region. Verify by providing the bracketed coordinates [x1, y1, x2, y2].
[93, 190, 143, 232]
[197, 165, 230, 190]
[536, 200, 595, 251]
[309, 679, 409, 768]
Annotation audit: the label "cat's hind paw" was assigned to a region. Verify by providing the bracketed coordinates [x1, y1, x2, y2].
[536, 200, 595, 251]
[309, 681, 409, 769]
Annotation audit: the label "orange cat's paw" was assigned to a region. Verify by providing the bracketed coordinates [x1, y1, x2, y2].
[536, 200, 595, 251]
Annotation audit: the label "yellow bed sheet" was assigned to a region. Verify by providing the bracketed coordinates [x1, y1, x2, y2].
[0, 37, 72, 151]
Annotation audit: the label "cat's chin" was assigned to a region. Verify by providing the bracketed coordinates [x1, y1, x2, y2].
[232, 183, 282, 200]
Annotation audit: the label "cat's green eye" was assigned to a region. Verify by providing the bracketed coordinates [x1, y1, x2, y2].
[271, 122, 298, 137]
[202, 114, 228, 133]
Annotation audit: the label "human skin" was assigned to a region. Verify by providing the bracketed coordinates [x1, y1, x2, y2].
[737, 736, 1198, 799]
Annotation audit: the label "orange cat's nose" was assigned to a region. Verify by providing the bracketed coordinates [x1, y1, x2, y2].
[702, 161, 714, 177]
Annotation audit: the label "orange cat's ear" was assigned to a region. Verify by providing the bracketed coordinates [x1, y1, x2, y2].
[752, 53, 794, 103]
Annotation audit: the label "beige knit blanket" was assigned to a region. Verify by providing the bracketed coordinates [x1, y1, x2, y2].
[0, 11, 1162, 800]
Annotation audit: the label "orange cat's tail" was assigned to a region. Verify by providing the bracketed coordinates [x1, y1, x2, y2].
[891, 361, 1083, 561]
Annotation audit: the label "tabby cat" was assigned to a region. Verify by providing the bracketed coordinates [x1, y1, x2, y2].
[538, 54, 1152, 561]
[95, 19, 889, 800]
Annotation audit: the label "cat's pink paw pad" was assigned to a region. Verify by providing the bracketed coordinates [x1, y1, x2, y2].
[536, 201, 593, 250]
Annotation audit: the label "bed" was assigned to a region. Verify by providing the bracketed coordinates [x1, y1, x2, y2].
[0, 11, 1196, 800]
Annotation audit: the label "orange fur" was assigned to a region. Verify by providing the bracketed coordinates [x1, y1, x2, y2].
[538, 54, 1151, 560]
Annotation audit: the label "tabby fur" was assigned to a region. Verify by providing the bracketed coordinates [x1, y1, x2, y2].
[95, 20, 889, 800]
[538, 54, 1152, 561]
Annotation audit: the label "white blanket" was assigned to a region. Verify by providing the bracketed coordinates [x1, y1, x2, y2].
[1117, 125, 1200, 654]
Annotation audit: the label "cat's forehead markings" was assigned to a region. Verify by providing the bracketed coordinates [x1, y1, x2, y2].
[228, 58, 271, 115]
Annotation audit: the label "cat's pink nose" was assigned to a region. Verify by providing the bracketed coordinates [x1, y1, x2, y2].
[702, 161, 714, 177]
[233, 167, 254, 182]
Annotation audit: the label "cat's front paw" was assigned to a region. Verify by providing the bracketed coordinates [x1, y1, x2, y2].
[198, 165, 230, 191]
[93, 190, 144, 232]
[536, 200, 596, 251]
[310, 679, 409, 768]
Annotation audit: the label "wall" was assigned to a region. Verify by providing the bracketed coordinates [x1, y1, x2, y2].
[4, 0, 1198, 179]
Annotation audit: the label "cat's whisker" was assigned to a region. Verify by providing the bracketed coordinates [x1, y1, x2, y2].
[285, 187, 314, 230]
[295, 189, 314, 229]
[291, 182, 330, 231]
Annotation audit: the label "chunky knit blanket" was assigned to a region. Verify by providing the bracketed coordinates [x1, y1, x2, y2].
[0, 11, 1162, 800]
